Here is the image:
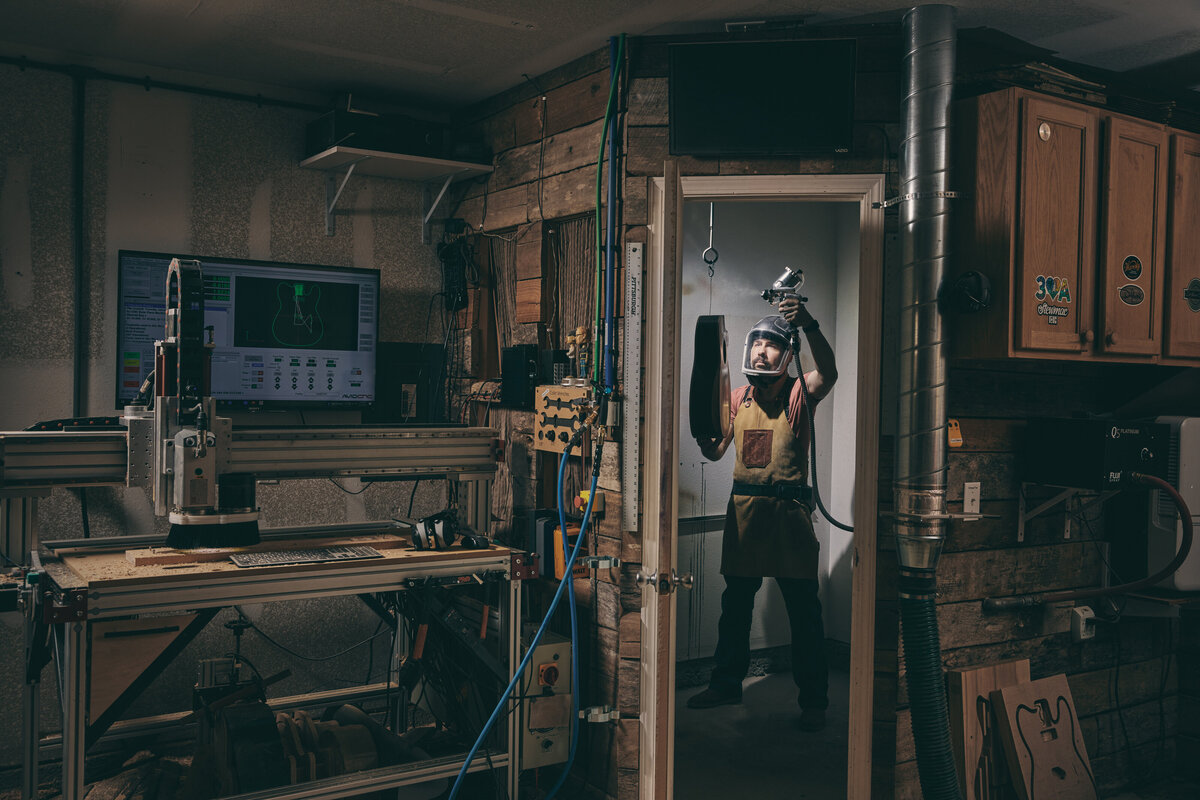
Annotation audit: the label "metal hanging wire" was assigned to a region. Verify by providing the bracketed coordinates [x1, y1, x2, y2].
[703, 202, 719, 313]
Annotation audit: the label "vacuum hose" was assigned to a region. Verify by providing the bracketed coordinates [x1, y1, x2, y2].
[901, 582, 961, 800]
[984, 472, 1193, 611]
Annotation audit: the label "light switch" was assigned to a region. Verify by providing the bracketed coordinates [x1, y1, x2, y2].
[964, 482, 981, 515]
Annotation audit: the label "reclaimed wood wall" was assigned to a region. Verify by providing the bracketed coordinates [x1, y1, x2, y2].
[878, 360, 1188, 799]
[448, 27, 903, 799]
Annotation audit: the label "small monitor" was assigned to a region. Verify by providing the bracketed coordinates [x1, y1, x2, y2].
[669, 39, 857, 157]
[116, 251, 379, 410]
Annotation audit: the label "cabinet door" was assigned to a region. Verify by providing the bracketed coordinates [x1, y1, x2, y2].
[1165, 131, 1200, 360]
[1098, 116, 1167, 356]
[1015, 96, 1097, 353]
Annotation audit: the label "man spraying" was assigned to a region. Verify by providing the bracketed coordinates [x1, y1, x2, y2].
[688, 295, 837, 732]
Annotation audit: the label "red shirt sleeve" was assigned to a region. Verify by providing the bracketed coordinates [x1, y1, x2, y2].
[786, 377, 813, 437]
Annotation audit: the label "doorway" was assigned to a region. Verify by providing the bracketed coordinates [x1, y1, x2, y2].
[639, 173, 884, 800]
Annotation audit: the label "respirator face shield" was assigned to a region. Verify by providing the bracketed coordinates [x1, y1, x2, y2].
[741, 316, 794, 387]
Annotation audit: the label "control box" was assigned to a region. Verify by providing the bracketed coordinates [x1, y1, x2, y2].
[533, 385, 589, 453]
[1021, 418, 1169, 490]
[520, 630, 572, 769]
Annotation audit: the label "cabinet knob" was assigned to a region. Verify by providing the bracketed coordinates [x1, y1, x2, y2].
[1106, 330, 1118, 346]
[1080, 329, 1095, 346]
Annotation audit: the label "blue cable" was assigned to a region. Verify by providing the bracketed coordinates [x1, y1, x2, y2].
[545, 449, 599, 798]
[447, 436, 600, 799]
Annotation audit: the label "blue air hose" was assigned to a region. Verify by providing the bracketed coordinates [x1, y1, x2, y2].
[447, 433, 599, 799]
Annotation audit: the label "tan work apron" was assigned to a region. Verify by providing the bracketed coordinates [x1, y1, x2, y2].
[720, 381, 819, 579]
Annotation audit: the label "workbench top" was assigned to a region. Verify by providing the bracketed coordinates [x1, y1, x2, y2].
[53, 534, 516, 589]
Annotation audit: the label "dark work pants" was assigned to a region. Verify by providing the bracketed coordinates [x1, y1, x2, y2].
[708, 574, 829, 710]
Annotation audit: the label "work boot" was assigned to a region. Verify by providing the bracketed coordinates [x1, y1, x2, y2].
[686, 686, 741, 709]
[798, 707, 826, 732]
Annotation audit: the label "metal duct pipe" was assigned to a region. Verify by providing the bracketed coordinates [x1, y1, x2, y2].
[895, 5, 962, 800]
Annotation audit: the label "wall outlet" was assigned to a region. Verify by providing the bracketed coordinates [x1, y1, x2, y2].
[963, 481, 981, 515]
[1071, 606, 1096, 642]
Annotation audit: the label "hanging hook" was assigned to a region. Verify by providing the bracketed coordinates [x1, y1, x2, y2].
[702, 202, 719, 274]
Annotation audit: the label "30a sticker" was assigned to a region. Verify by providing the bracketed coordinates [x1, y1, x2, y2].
[1035, 275, 1072, 302]
[1034, 275, 1071, 325]
[1119, 284, 1145, 306]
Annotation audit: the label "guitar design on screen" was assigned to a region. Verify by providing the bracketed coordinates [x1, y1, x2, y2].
[273, 281, 324, 347]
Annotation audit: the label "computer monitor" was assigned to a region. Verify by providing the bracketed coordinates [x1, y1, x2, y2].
[116, 250, 379, 410]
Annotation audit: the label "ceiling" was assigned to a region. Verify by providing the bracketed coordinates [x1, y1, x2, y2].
[3, 1, 1199, 111]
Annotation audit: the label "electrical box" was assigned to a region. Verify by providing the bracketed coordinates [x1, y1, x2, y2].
[520, 631, 572, 769]
[1021, 418, 1169, 490]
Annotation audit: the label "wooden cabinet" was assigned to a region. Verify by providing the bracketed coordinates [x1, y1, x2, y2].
[1164, 131, 1200, 361]
[1013, 94, 1097, 354]
[1097, 115, 1168, 356]
[953, 87, 1182, 363]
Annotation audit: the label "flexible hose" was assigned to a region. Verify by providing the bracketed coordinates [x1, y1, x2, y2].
[545, 432, 601, 798]
[900, 592, 962, 800]
[791, 330, 853, 532]
[984, 472, 1193, 610]
[447, 431, 599, 798]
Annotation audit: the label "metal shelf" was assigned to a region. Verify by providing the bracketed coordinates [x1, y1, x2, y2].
[299, 145, 492, 239]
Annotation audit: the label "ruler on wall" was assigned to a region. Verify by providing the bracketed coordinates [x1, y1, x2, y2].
[621, 242, 643, 532]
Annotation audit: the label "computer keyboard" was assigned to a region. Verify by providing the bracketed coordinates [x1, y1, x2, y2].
[229, 545, 384, 568]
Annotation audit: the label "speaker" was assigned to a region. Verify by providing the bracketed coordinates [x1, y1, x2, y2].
[501, 344, 539, 410]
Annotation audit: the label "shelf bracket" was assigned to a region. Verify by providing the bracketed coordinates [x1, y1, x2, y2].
[325, 160, 364, 237]
[1017, 483, 1118, 542]
[422, 172, 458, 245]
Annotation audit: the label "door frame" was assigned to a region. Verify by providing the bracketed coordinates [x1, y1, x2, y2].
[639, 172, 885, 800]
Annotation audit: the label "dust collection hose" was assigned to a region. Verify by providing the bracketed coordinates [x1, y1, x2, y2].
[984, 473, 1193, 611]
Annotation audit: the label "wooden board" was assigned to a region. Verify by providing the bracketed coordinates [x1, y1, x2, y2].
[125, 534, 411, 566]
[60, 539, 516, 589]
[948, 658, 1031, 800]
[90, 615, 197, 721]
[990, 674, 1099, 800]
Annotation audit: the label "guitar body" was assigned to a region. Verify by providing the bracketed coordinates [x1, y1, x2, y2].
[689, 315, 732, 441]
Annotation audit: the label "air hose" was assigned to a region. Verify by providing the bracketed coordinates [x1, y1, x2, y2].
[790, 330, 853, 533]
[447, 427, 599, 799]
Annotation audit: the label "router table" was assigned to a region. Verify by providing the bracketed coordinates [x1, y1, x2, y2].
[28, 528, 535, 800]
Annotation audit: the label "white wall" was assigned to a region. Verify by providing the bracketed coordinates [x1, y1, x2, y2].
[675, 200, 860, 657]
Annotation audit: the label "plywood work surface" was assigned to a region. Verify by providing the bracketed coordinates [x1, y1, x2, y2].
[59, 535, 513, 589]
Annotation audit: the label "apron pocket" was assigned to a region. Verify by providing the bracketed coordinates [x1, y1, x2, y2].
[741, 429, 773, 468]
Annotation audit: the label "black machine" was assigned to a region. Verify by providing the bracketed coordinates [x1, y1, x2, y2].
[1021, 418, 1170, 490]
[500, 346, 569, 410]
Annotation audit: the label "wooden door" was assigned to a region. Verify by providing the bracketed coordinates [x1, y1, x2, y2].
[641, 161, 682, 799]
[1097, 115, 1167, 356]
[1015, 94, 1098, 353]
[1165, 131, 1200, 360]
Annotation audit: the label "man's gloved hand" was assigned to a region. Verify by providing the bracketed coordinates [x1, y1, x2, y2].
[778, 296, 814, 329]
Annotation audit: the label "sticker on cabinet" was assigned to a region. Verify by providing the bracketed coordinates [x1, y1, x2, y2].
[1119, 284, 1145, 306]
[1034, 275, 1071, 325]
[1186, 278, 1200, 313]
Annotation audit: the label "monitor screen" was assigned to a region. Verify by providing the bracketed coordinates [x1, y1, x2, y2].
[669, 39, 857, 157]
[117, 251, 379, 409]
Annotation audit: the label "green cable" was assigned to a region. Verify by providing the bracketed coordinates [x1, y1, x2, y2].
[593, 33, 625, 386]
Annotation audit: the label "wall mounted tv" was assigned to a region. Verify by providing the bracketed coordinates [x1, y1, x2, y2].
[116, 250, 380, 410]
[669, 39, 857, 157]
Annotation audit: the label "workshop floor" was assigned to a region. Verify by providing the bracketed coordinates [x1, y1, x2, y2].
[674, 668, 850, 799]
[672, 668, 1199, 800]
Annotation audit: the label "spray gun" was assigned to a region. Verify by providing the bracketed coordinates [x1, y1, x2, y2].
[760, 267, 807, 305]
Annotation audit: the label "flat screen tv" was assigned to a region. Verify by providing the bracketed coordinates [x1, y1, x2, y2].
[116, 250, 379, 410]
[669, 39, 857, 157]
